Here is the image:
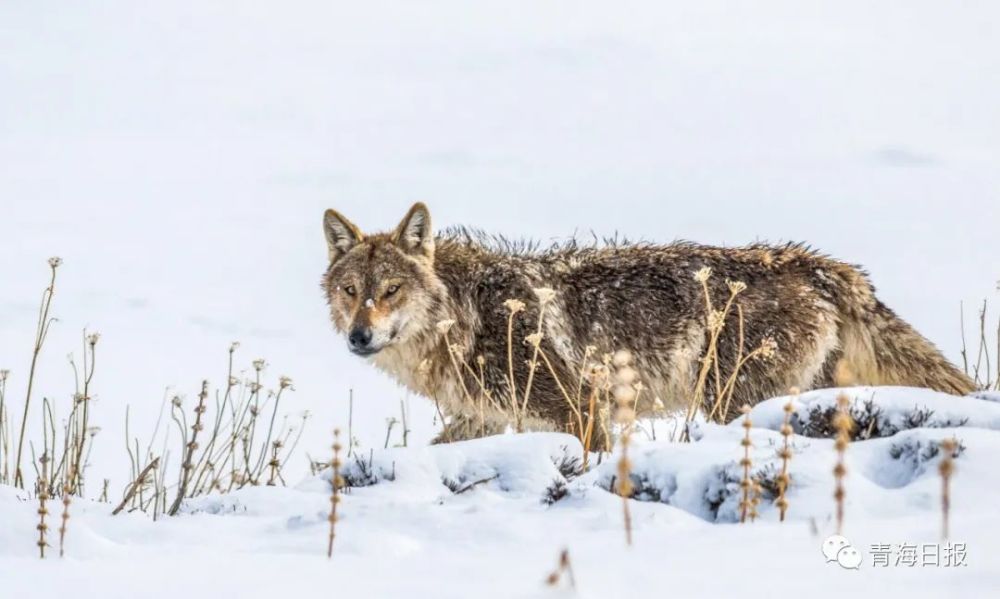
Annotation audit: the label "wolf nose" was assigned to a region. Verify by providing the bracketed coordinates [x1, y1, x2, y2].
[348, 328, 373, 350]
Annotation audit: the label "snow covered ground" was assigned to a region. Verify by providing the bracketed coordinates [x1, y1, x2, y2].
[2, 388, 999, 598]
[2, 1, 1000, 597]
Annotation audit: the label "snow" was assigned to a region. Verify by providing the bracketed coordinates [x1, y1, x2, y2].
[2, 1, 1000, 596]
[743, 386, 1000, 436]
[3, 388, 1000, 598]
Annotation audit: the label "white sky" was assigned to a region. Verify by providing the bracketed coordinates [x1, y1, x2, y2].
[1, 1, 998, 484]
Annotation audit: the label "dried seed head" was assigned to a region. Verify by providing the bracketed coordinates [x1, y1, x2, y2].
[726, 279, 747, 295]
[503, 299, 526, 314]
[229, 341, 241, 353]
[758, 337, 778, 359]
[48, 256, 63, 268]
[532, 287, 556, 304]
[279, 375, 293, 389]
[252, 359, 267, 372]
[436, 319, 456, 334]
[694, 266, 712, 283]
[0, 369, 8, 381]
[171, 395, 183, 408]
[525, 332, 544, 348]
[611, 350, 632, 368]
[87, 332, 101, 346]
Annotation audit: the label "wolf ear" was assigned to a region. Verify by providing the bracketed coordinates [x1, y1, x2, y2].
[323, 209, 364, 262]
[393, 202, 434, 259]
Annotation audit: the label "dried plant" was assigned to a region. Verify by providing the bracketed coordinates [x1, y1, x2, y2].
[681, 269, 777, 439]
[328, 428, 344, 558]
[0, 369, 10, 485]
[959, 299, 999, 391]
[36, 452, 51, 558]
[544, 548, 576, 590]
[59, 469, 73, 557]
[738, 405, 754, 523]
[775, 394, 796, 521]
[832, 393, 854, 534]
[748, 477, 762, 522]
[14, 257, 61, 489]
[503, 298, 525, 423]
[168, 380, 208, 516]
[939, 438, 958, 540]
[612, 350, 637, 545]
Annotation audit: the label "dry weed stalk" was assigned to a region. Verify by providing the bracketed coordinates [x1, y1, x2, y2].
[775, 393, 796, 521]
[832, 393, 853, 534]
[36, 452, 51, 558]
[612, 351, 637, 546]
[959, 299, 999, 390]
[59, 469, 73, 557]
[939, 438, 957, 540]
[0, 369, 10, 485]
[518, 287, 555, 423]
[14, 257, 61, 489]
[544, 548, 576, 590]
[503, 299, 525, 425]
[168, 380, 208, 516]
[327, 428, 343, 558]
[113, 457, 159, 515]
[748, 478, 762, 522]
[738, 405, 753, 523]
[680, 269, 776, 439]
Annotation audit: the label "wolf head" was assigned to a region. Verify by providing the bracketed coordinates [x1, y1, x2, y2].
[321, 203, 447, 357]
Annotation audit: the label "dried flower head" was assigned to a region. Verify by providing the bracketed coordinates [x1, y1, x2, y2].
[726, 279, 747, 295]
[525, 332, 544, 348]
[503, 299, 525, 314]
[279, 376, 293, 390]
[252, 359, 267, 372]
[436, 319, 456, 334]
[532, 287, 556, 304]
[694, 266, 712, 283]
[758, 337, 778, 359]
[611, 349, 632, 368]
[87, 332, 101, 346]
[230, 341, 241, 352]
[48, 256, 63, 268]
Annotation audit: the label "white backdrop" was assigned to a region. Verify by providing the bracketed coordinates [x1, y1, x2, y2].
[1, 1, 998, 485]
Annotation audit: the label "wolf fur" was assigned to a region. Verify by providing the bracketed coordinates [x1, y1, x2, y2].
[321, 203, 974, 442]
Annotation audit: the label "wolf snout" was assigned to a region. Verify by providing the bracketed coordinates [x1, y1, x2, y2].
[348, 327, 376, 355]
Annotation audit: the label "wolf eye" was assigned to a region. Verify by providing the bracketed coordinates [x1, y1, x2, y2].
[344, 285, 356, 296]
[385, 284, 400, 297]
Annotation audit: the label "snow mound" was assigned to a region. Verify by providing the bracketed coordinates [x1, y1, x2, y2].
[584, 422, 1000, 524]
[741, 386, 1000, 439]
[300, 432, 583, 500]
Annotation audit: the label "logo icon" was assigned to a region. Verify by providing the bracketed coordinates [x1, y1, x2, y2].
[822, 535, 862, 569]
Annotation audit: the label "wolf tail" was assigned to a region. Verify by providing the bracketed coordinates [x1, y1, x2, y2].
[839, 300, 975, 396]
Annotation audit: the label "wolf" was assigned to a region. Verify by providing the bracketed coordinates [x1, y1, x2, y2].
[321, 203, 974, 442]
